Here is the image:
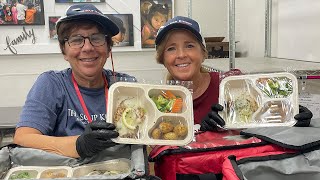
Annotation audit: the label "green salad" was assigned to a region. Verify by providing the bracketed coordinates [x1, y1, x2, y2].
[257, 77, 293, 98]
[9, 172, 32, 179]
[151, 94, 175, 113]
[150, 90, 183, 113]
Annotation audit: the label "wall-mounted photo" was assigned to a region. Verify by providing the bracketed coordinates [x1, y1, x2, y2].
[48, 14, 134, 47]
[106, 14, 134, 47]
[48, 16, 60, 40]
[0, 0, 45, 25]
[140, 0, 173, 48]
[55, 0, 105, 3]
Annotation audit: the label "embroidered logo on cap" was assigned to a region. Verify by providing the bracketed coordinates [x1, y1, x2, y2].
[70, 8, 102, 15]
[165, 19, 193, 27]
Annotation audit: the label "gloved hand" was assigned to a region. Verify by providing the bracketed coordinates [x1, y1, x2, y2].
[294, 105, 313, 127]
[200, 104, 226, 131]
[76, 120, 119, 158]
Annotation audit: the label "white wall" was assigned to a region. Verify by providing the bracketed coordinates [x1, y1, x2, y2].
[276, 0, 320, 62]
[234, 0, 266, 57]
[189, 1, 266, 57]
[191, 1, 228, 38]
[0, 51, 167, 107]
[231, 0, 320, 62]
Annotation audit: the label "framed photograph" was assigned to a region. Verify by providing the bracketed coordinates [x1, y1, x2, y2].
[106, 14, 134, 47]
[140, 0, 173, 48]
[0, 0, 45, 25]
[48, 16, 60, 40]
[55, 0, 105, 3]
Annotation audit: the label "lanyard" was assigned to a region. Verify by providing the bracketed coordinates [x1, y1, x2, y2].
[72, 73, 109, 123]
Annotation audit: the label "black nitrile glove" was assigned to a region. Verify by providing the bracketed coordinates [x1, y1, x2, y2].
[294, 105, 313, 127]
[76, 120, 119, 158]
[200, 104, 226, 131]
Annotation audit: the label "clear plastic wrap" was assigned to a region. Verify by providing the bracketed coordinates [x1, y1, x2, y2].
[4, 166, 72, 179]
[219, 72, 299, 129]
[3, 159, 131, 179]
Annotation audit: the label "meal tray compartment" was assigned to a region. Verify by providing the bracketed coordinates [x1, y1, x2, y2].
[219, 72, 298, 129]
[107, 82, 194, 146]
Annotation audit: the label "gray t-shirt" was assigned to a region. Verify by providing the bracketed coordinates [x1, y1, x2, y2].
[17, 68, 136, 136]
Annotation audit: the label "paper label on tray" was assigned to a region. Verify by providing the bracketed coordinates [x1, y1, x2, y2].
[299, 93, 320, 119]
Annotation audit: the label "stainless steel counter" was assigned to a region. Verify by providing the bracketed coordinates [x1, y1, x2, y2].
[203, 57, 320, 73]
[0, 106, 22, 128]
[0, 107, 21, 147]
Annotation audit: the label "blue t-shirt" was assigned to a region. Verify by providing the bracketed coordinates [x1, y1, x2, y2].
[17, 68, 136, 137]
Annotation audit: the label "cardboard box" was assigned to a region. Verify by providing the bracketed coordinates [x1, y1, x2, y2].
[206, 41, 229, 59]
[204, 37, 229, 59]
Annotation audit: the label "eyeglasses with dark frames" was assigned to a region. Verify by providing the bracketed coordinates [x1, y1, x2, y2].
[64, 33, 108, 49]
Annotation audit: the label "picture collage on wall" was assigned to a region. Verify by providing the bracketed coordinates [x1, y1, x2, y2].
[0, 0, 174, 55]
[0, 0, 45, 25]
[48, 14, 134, 47]
[48, 16, 60, 39]
[105, 14, 134, 47]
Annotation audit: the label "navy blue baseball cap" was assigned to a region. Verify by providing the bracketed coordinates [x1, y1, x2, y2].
[155, 16, 206, 48]
[56, 4, 119, 36]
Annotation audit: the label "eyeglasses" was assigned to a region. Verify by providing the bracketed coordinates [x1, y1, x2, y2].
[64, 33, 107, 49]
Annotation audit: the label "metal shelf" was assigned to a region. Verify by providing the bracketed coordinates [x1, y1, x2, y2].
[227, 0, 272, 70]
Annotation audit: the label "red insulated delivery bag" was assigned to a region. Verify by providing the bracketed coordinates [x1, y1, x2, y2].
[149, 123, 320, 180]
[149, 130, 298, 180]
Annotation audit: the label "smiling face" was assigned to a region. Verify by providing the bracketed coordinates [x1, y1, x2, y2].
[63, 26, 109, 87]
[162, 30, 205, 81]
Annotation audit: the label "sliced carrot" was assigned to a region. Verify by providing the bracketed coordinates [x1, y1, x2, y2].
[161, 90, 176, 99]
[160, 90, 170, 99]
[171, 98, 183, 113]
[165, 90, 176, 99]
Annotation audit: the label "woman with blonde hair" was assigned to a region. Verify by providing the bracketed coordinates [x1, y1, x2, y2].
[154, 16, 312, 131]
